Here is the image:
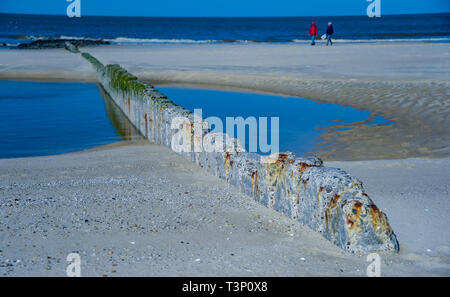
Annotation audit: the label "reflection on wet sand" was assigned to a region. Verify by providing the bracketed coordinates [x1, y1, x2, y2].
[98, 84, 144, 142]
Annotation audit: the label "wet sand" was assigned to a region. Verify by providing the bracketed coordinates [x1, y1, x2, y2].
[1, 43, 449, 160]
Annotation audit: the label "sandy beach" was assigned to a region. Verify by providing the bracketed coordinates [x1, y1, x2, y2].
[2, 43, 449, 160]
[0, 143, 448, 276]
[0, 42, 449, 276]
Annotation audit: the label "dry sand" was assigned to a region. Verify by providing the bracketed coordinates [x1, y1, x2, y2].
[0, 43, 449, 276]
[0, 143, 448, 276]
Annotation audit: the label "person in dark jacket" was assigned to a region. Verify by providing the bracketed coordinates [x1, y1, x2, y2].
[309, 21, 318, 45]
[326, 22, 334, 46]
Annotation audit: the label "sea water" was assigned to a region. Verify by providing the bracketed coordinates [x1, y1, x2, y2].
[157, 86, 392, 156]
[1, 13, 449, 46]
[0, 80, 140, 158]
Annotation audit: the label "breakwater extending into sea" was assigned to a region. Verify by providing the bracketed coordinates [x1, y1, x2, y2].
[78, 48, 399, 253]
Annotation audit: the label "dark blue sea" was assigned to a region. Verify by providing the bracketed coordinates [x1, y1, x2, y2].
[158, 87, 392, 156]
[0, 13, 449, 46]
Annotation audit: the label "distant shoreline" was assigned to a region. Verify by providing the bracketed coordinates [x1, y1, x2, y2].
[2, 12, 449, 47]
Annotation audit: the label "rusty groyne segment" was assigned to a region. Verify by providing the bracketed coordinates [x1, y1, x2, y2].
[81, 52, 399, 253]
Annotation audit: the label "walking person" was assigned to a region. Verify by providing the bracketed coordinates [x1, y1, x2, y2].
[309, 21, 318, 45]
[326, 22, 334, 46]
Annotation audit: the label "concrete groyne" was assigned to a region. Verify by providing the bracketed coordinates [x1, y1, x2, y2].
[80, 51, 399, 253]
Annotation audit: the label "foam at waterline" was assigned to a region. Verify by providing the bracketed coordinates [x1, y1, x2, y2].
[292, 37, 450, 43]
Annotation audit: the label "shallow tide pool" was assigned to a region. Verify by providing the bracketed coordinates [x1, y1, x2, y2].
[0, 80, 140, 158]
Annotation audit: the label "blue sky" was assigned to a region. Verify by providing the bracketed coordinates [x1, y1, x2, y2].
[0, 0, 449, 17]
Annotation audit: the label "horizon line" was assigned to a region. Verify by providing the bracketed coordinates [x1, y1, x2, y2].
[1, 11, 449, 18]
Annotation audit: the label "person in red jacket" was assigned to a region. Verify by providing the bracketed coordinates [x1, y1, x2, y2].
[309, 21, 319, 45]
